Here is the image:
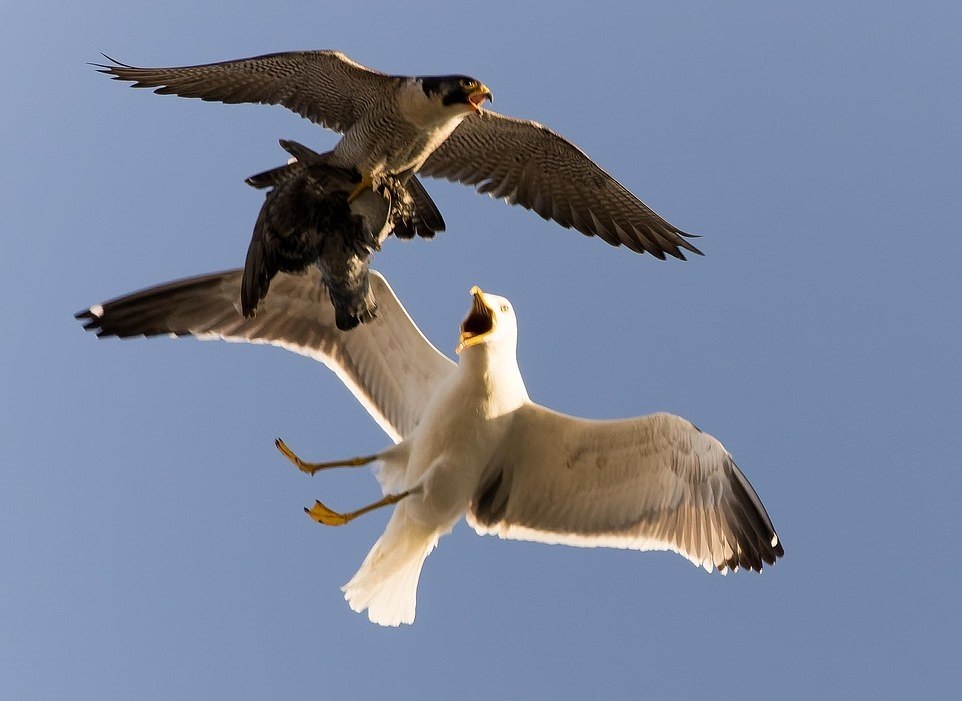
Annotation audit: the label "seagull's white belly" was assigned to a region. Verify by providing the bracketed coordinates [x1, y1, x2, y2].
[399, 373, 517, 531]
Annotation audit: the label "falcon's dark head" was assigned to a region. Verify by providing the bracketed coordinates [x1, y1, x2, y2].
[420, 75, 493, 114]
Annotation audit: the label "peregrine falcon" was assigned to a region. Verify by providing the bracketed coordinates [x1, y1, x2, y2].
[97, 51, 702, 260]
[242, 139, 443, 330]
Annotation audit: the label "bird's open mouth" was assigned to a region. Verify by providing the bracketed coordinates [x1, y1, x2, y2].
[468, 86, 492, 114]
[457, 286, 494, 353]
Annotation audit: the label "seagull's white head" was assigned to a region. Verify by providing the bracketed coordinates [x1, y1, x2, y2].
[456, 285, 517, 355]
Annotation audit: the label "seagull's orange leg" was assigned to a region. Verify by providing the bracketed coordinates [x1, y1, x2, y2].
[275, 438, 378, 476]
[305, 491, 412, 526]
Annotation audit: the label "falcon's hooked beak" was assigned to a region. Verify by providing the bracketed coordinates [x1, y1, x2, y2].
[468, 84, 493, 114]
[457, 285, 494, 353]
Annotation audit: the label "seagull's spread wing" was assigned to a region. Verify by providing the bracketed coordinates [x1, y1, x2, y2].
[76, 269, 455, 442]
[96, 51, 396, 134]
[419, 112, 702, 259]
[469, 404, 782, 572]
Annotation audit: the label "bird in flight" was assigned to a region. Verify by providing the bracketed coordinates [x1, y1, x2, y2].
[242, 139, 443, 329]
[97, 50, 702, 260]
[77, 268, 782, 627]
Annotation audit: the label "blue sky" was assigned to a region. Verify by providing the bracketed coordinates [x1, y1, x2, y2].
[4, 2, 960, 698]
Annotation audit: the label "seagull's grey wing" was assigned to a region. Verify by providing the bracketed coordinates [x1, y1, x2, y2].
[469, 404, 782, 572]
[76, 268, 455, 442]
[96, 51, 396, 133]
[419, 112, 701, 259]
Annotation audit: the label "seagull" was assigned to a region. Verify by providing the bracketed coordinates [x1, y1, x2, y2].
[242, 139, 443, 329]
[97, 50, 702, 259]
[77, 267, 783, 626]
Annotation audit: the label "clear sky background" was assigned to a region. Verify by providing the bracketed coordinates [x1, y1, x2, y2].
[3, 2, 960, 698]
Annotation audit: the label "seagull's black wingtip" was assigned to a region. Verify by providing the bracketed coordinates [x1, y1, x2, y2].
[75, 307, 107, 335]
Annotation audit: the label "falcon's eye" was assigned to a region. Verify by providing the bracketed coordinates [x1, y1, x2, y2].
[460, 78, 476, 89]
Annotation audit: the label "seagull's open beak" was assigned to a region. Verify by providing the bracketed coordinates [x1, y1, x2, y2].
[457, 285, 494, 353]
[468, 84, 493, 114]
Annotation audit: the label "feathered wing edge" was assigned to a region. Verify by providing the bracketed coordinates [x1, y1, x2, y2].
[94, 50, 394, 134]
[76, 268, 455, 442]
[421, 111, 703, 260]
[468, 405, 783, 573]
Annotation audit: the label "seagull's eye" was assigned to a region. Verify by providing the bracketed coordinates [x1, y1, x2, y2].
[460, 78, 476, 89]
[500, 304, 510, 313]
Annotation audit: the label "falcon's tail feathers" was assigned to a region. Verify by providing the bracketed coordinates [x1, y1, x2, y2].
[407, 176, 445, 238]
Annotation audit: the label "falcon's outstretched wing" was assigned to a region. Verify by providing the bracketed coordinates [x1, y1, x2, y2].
[96, 51, 397, 134]
[420, 112, 702, 259]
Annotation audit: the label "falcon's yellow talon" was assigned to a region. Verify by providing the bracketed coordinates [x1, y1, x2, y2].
[347, 172, 374, 203]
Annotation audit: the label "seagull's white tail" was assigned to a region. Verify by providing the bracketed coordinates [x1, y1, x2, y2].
[342, 508, 438, 627]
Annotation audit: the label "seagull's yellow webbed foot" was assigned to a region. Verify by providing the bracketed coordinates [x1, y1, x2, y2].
[304, 491, 412, 527]
[275, 438, 377, 475]
[346, 172, 374, 203]
[305, 500, 353, 526]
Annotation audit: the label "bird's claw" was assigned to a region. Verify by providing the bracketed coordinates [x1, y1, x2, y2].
[275, 438, 317, 475]
[304, 500, 350, 526]
[346, 173, 373, 203]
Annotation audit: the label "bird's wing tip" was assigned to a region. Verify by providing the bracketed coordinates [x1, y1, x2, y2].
[92, 53, 127, 70]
